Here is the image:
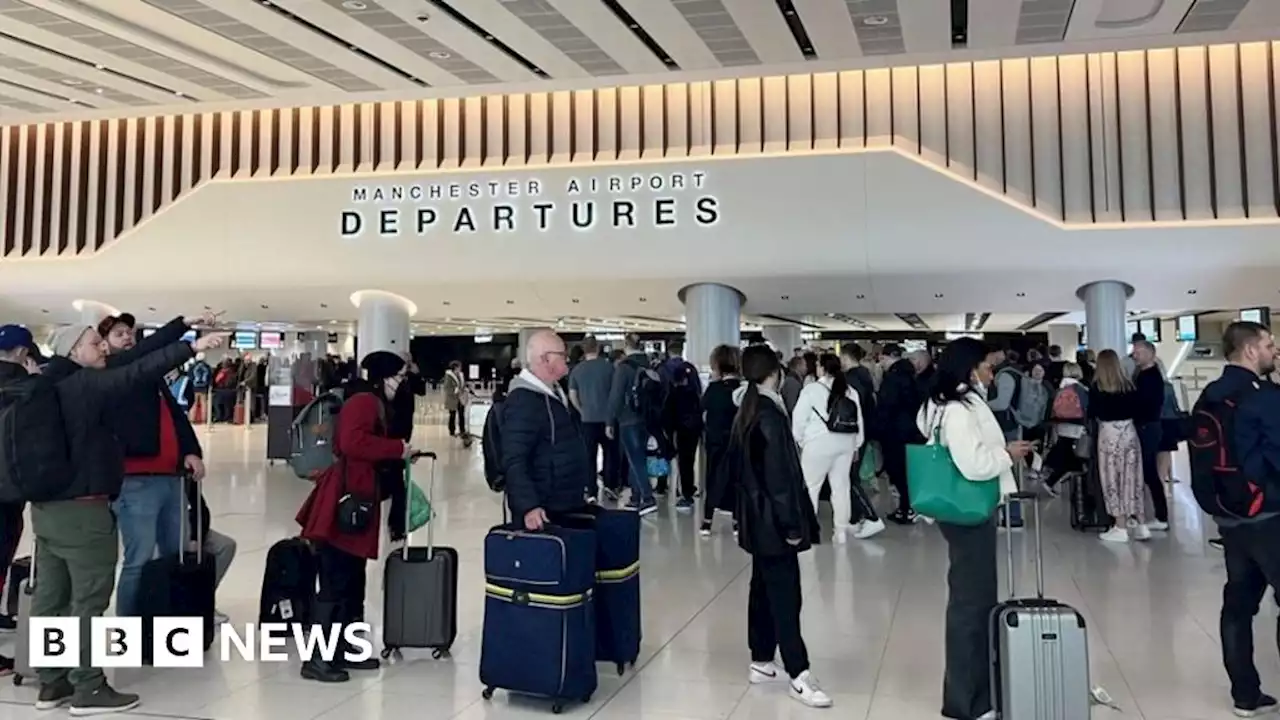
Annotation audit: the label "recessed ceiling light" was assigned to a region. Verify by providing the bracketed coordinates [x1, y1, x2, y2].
[94, 88, 103, 94]
[484, 34, 494, 41]
[1187, 289, 1198, 295]
[429, 51, 451, 59]
[638, 297, 647, 303]
[571, 298, 580, 304]
[628, 23, 638, 29]
[260, 304, 269, 309]
[855, 294, 866, 300]
[93, 64, 104, 70]
[442, 300, 451, 306]
[61, 79, 83, 86]
[147, 306, 156, 312]
[320, 303, 328, 309]
[934, 293, 945, 298]
[505, 300, 515, 305]
[174, 91, 184, 97]
[780, 295, 790, 300]
[41, 309, 48, 314]
[341, 0, 367, 9]
[1016, 292, 1026, 297]
[863, 16, 889, 26]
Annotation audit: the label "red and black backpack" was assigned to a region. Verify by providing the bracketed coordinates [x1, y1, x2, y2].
[1188, 381, 1272, 519]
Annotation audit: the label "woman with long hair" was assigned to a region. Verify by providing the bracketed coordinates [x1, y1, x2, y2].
[296, 351, 419, 683]
[719, 345, 830, 708]
[701, 344, 742, 537]
[1089, 349, 1149, 543]
[916, 337, 1031, 720]
[1041, 362, 1088, 495]
[790, 354, 866, 543]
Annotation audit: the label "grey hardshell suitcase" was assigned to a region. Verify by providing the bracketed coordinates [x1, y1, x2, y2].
[991, 492, 1091, 719]
[381, 452, 458, 660]
[13, 545, 34, 686]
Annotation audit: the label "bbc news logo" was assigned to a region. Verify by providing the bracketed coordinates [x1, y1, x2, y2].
[30, 618, 375, 668]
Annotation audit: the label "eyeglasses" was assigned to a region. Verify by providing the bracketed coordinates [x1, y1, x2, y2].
[543, 351, 567, 360]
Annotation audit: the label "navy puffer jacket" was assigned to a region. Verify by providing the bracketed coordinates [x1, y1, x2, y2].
[500, 373, 591, 519]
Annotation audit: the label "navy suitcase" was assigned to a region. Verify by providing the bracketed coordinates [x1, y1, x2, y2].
[139, 474, 215, 663]
[561, 507, 641, 675]
[480, 524, 597, 714]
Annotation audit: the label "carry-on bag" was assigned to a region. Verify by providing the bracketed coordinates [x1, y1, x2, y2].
[139, 473, 216, 663]
[381, 452, 457, 660]
[258, 537, 317, 628]
[561, 506, 641, 675]
[5, 555, 29, 618]
[480, 524, 597, 713]
[991, 491, 1091, 720]
[13, 545, 34, 686]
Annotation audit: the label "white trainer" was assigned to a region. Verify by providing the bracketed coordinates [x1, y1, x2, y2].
[1100, 527, 1130, 543]
[749, 661, 785, 684]
[853, 518, 886, 540]
[1131, 523, 1153, 541]
[789, 670, 833, 708]
[1147, 520, 1169, 532]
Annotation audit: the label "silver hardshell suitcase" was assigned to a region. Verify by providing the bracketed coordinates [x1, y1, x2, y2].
[991, 492, 1090, 719]
[13, 544, 34, 686]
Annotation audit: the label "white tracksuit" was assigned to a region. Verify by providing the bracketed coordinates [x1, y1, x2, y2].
[791, 377, 866, 529]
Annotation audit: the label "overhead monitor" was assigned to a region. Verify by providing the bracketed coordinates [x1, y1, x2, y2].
[232, 331, 258, 349]
[1125, 320, 1139, 339]
[1138, 318, 1160, 342]
[259, 331, 284, 350]
[1175, 315, 1198, 342]
[1241, 308, 1271, 327]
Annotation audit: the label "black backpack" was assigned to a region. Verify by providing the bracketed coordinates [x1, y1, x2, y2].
[0, 375, 72, 503]
[626, 361, 668, 430]
[819, 392, 861, 434]
[481, 400, 506, 493]
[1188, 381, 1274, 519]
[665, 361, 703, 429]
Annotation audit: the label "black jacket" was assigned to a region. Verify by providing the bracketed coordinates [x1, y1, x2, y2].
[845, 365, 877, 431]
[387, 371, 427, 442]
[721, 394, 819, 557]
[185, 476, 212, 543]
[702, 378, 741, 514]
[105, 317, 202, 467]
[1133, 365, 1166, 426]
[501, 376, 590, 519]
[877, 359, 925, 444]
[43, 340, 195, 501]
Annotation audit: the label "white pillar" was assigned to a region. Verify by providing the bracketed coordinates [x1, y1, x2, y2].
[679, 283, 743, 373]
[351, 290, 414, 363]
[1077, 281, 1133, 355]
[1046, 323, 1080, 355]
[761, 325, 803, 355]
[72, 299, 117, 328]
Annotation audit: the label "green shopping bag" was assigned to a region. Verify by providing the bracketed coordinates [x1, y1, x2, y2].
[407, 467, 432, 533]
[859, 443, 881, 485]
[906, 419, 1000, 526]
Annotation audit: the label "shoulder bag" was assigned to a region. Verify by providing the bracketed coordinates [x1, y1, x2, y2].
[905, 403, 1001, 526]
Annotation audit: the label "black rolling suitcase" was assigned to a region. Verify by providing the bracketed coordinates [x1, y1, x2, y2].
[1070, 425, 1110, 532]
[382, 452, 458, 660]
[258, 537, 317, 628]
[139, 473, 216, 663]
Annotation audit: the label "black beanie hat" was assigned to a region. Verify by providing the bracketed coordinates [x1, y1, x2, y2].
[360, 351, 406, 384]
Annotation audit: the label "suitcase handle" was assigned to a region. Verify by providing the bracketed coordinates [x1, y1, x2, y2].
[1003, 480, 1045, 600]
[404, 452, 437, 562]
[179, 469, 204, 564]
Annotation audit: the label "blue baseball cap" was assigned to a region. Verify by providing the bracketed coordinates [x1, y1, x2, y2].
[0, 325, 33, 353]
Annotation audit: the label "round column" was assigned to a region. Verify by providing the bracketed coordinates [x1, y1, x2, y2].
[72, 299, 117, 328]
[679, 283, 743, 373]
[1076, 281, 1133, 355]
[761, 325, 803, 355]
[1046, 323, 1080, 355]
[351, 290, 415, 364]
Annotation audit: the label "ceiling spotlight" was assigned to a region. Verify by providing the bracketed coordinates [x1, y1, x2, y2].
[341, 0, 368, 9]
[1016, 292, 1026, 297]
[40, 309, 48, 314]
[855, 294, 866, 300]
[638, 297, 647, 303]
[174, 91, 184, 97]
[571, 298, 580, 304]
[442, 300, 451, 306]
[429, 51, 451, 59]
[93, 64, 104, 70]
[320, 303, 328, 309]
[94, 88, 103, 94]
[629, 23, 638, 29]
[505, 300, 515, 305]
[260, 304, 269, 309]
[61, 79, 83, 86]
[484, 34, 494, 41]
[863, 15, 889, 26]
[934, 293, 944, 298]
[1187, 289, 1198, 295]
[780, 295, 790, 300]
[147, 306, 156, 312]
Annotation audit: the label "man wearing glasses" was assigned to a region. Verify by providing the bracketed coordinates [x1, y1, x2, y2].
[501, 330, 592, 530]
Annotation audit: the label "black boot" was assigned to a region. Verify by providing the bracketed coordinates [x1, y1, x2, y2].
[300, 602, 350, 683]
[333, 602, 380, 672]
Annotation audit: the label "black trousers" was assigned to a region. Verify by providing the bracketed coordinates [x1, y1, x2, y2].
[939, 517, 999, 720]
[580, 422, 608, 495]
[447, 409, 459, 437]
[881, 440, 911, 514]
[1137, 422, 1168, 522]
[1220, 517, 1280, 706]
[747, 552, 809, 678]
[1044, 436, 1083, 488]
[377, 462, 408, 540]
[671, 425, 701, 501]
[848, 456, 880, 524]
[0, 502, 23, 606]
[315, 542, 367, 625]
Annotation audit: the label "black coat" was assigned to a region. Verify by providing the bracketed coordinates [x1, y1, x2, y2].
[501, 383, 590, 520]
[702, 378, 741, 514]
[878, 359, 926, 444]
[387, 371, 427, 442]
[105, 317, 202, 467]
[722, 395, 819, 557]
[43, 341, 195, 501]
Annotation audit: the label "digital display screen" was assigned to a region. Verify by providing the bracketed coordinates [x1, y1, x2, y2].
[232, 331, 257, 349]
[1139, 318, 1160, 342]
[1125, 320, 1138, 339]
[259, 332, 283, 350]
[1241, 308, 1270, 326]
[180, 330, 197, 343]
[1176, 315, 1198, 342]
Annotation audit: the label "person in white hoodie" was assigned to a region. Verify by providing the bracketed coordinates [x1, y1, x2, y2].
[915, 337, 1034, 720]
[791, 354, 872, 543]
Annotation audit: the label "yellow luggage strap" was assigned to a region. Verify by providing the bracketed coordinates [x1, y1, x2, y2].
[485, 583, 591, 609]
[595, 561, 640, 583]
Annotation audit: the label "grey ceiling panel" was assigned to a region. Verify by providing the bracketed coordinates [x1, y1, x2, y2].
[843, 0, 906, 56]
[319, 0, 498, 83]
[1016, 0, 1073, 44]
[1177, 0, 1251, 33]
[140, 0, 380, 92]
[0, 0, 263, 99]
[498, 0, 626, 76]
[671, 0, 761, 67]
[0, 51, 149, 105]
[0, 94, 50, 113]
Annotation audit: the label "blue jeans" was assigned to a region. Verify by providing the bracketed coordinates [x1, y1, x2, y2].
[113, 476, 185, 618]
[619, 423, 653, 505]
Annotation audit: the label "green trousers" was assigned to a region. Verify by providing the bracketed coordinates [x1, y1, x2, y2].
[30, 500, 118, 692]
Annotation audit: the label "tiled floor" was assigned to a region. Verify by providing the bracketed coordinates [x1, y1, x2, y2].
[0, 423, 1266, 719]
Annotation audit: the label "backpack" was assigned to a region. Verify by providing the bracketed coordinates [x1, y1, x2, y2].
[998, 368, 1046, 429]
[1051, 385, 1085, 421]
[482, 400, 506, 493]
[626, 361, 668, 431]
[665, 361, 702, 429]
[190, 362, 211, 390]
[214, 367, 235, 389]
[0, 375, 73, 503]
[288, 389, 344, 480]
[819, 392, 860, 434]
[1189, 381, 1275, 519]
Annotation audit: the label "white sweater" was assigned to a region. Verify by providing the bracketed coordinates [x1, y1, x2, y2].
[916, 391, 1018, 496]
[791, 376, 865, 451]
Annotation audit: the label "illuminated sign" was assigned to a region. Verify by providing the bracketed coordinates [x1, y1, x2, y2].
[340, 170, 721, 238]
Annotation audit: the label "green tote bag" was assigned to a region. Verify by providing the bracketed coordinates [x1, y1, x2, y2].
[406, 463, 432, 534]
[906, 408, 1000, 526]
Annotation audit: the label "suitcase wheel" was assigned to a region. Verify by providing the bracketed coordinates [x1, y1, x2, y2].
[431, 648, 449, 660]
[12, 674, 21, 687]
[380, 648, 394, 660]
[481, 687, 495, 701]
[551, 702, 563, 714]
[616, 662, 625, 676]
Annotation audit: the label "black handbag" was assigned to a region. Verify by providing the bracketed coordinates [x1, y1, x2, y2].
[335, 456, 374, 534]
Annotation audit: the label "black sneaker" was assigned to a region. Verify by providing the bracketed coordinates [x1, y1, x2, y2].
[0, 655, 11, 677]
[35, 677, 74, 710]
[1210, 538, 1226, 551]
[1234, 693, 1279, 717]
[0, 614, 16, 632]
[699, 520, 712, 537]
[68, 684, 140, 717]
[887, 509, 917, 525]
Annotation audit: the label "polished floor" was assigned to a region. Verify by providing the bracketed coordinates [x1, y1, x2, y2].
[0, 421, 1266, 719]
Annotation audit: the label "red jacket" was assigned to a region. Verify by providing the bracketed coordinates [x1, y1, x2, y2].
[296, 391, 404, 559]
